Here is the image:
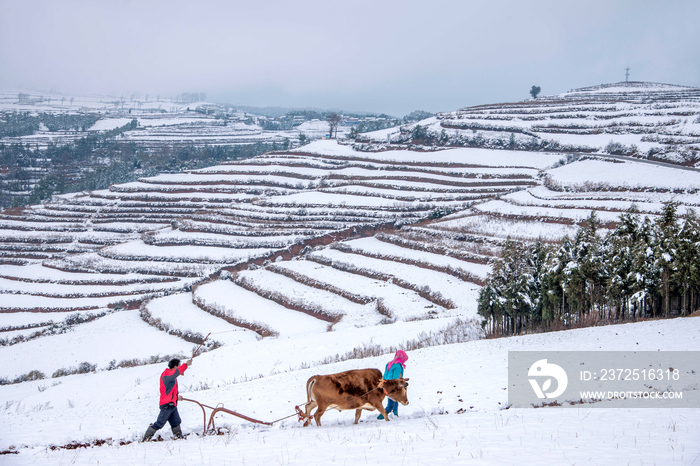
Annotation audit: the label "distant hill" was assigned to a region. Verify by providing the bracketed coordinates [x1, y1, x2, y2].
[357, 81, 700, 167]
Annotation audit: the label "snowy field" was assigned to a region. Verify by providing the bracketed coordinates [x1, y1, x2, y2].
[296, 140, 563, 169]
[431, 213, 581, 241]
[2, 83, 700, 464]
[0, 316, 698, 465]
[546, 158, 700, 192]
[309, 248, 482, 312]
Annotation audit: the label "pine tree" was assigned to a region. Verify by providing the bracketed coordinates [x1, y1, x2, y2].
[604, 209, 642, 320]
[654, 203, 680, 317]
[674, 210, 700, 315]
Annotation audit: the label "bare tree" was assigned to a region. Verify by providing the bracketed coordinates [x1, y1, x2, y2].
[326, 113, 341, 139]
[70, 97, 74, 106]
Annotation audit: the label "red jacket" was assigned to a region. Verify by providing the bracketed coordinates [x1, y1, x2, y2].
[159, 363, 188, 406]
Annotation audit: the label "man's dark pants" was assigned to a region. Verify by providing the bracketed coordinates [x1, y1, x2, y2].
[151, 403, 181, 430]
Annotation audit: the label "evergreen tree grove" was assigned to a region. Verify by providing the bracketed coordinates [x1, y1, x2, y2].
[477, 204, 699, 335]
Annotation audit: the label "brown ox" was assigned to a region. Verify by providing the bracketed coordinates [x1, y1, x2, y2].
[303, 368, 409, 426]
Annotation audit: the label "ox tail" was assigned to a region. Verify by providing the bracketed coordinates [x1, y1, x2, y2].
[306, 377, 317, 403]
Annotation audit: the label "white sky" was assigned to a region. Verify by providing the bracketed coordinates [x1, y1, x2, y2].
[1, 0, 699, 116]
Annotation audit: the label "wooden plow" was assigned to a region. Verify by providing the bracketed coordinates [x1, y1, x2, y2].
[180, 335, 313, 433]
[181, 397, 312, 434]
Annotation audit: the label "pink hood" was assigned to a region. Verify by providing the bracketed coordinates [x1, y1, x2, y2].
[386, 350, 408, 370]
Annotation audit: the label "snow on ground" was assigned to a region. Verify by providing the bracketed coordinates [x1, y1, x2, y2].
[0, 311, 95, 329]
[0, 310, 193, 380]
[0, 276, 199, 297]
[101, 241, 273, 264]
[332, 165, 539, 180]
[433, 213, 581, 241]
[295, 120, 335, 133]
[322, 185, 487, 200]
[563, 82, 698, 95]
[137, 118, 211, 127]
[46, 252, 220, 277]
[0, 264, 171, 284]
[546, 158, 700, 191]
[527, 185, 700, 205]
[87, 118, 133, 132]
[310, 248, 481, 313]
[237, 268, 384, 329]
[144, 293, 259, 347]
[272, 259, 442, 321]
[91, 189, 253, 202]
[1, 316, 698, 465]
[262, 191, 425, 208]
[139, 172, 316, 187]
[334, 177, 528, 190]
[474, 199, 633, 224]
[0, 293, 134, 312]
[146, 228, 310, 248]
[0, 229, 130, 244]
[195, 163, 331, 177]
[295, 141, 563, 169]
[504, 188, 697, 215]
[344, 237, 491, 279]
[193, 279, 329, 337]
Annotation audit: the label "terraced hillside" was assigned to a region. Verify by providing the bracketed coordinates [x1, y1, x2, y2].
[361, 82, 700, 166]
[0, 90, 345, 151]
[0, 139, 551, 369]
[3, 84, 700, 382]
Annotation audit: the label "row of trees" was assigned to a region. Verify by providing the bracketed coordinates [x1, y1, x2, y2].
[1, 135, 279, 208]
[477, 204, 699, 335]
[0, 112, 100, 138]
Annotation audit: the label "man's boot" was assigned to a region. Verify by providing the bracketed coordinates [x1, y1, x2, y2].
[171, 425, 184, 439]
[142, 425, 157, 442]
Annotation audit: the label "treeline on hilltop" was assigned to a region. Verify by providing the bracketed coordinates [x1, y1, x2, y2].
[259, 109, 435, 134]
[0, 133, 278, 209]
[478, 204, 699, 336]
[349, 110, 436, 137]
[0, 112, 101, 138]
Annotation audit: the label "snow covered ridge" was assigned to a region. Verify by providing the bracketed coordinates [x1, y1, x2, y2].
[561, 81, 700, 96]
[356, 81, 700, 166]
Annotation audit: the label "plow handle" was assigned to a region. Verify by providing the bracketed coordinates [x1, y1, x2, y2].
[191, 333, 211, 359]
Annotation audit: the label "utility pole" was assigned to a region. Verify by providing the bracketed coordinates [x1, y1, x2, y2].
[625, 67, 630, 82]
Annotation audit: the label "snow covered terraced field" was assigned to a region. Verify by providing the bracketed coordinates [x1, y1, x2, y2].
[2, 133, 699, 355]
[0, 90, 319, 150]
[370, 81, 700, 166]
[2, 96, 700, 463]
[0, 139, 545, 348]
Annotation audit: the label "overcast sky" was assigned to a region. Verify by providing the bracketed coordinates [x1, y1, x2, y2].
[1, 0, 698, 116]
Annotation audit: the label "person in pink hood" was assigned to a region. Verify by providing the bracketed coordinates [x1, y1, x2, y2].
[377, 350, 408, 419]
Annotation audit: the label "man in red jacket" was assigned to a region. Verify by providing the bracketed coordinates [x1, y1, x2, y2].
[142, 357, 191, 441]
